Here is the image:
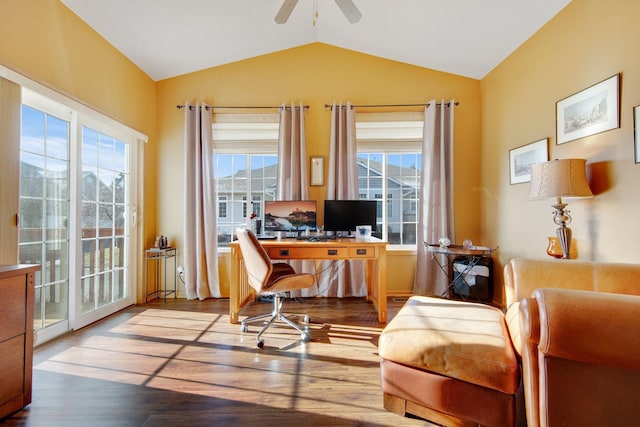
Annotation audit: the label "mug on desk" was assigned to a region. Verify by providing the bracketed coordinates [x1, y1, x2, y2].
[356, 225, 372, 241]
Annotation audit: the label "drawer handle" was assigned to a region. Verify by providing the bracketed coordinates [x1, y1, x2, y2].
[327, 249, 338, 256]
[279, 249, 290, 256]
[356, 249, 367, 255]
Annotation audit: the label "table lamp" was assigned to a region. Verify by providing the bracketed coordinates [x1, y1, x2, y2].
[528, 159, 593, 259]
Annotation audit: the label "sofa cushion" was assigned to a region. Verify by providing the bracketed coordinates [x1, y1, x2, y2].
[379, 296, 520, 394]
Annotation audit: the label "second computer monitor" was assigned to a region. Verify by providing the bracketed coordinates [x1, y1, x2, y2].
[324, 200, 377, 235]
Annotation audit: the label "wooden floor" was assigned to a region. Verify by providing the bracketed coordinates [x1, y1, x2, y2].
[2, 297, 437, 427]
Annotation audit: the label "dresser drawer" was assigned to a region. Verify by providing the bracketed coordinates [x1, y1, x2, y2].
[0, 275, 26, 342]
[267, 246, 347, 259]
[0, 335, 25, 405]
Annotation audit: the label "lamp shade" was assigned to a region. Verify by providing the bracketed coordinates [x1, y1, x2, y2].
[528, 159, 593, 199]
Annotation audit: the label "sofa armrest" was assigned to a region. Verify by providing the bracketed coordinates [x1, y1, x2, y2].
[518, 297, 541, 427]
[521, 288, 640, 427]
[534, 287, 640, 369]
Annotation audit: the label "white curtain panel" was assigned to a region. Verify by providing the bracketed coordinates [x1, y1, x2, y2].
[275, 103, 318, 297]
[183, 102, 220, 299]
[414, 99, 456, 296]
[277, 102, 308, 200]
[320, 101, 367, 297]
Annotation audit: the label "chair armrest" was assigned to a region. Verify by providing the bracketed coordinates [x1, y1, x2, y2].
[534, 288, 640, 369]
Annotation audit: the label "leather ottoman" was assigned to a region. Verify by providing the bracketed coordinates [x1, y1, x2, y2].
[379, 296, 520, 426]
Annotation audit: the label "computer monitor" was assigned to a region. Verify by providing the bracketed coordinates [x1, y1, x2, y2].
[263, 200, 317, 232]
[324, 200, 378, 235]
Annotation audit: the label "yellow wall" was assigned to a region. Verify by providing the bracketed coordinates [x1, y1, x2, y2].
[0, 0, 157, 299]
[481, 0, 640, 303]
[156, 43, 481, 296]
[13, 1, 633, 303]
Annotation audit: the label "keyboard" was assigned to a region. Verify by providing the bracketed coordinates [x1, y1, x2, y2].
[256, 235, 277, 240]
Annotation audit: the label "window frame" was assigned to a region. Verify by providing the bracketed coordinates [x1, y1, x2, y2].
[356, 112, 424, 250]
[212, 113, 279, 250]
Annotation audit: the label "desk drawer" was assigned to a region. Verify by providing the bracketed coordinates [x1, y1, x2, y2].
[267, 247, 347, 259]
[348, 247, 378, 259]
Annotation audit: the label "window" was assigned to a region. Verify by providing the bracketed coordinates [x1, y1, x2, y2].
[212, 114, 279, 247]
[218, 196, 228, 218]
[356, 112, 424, 247]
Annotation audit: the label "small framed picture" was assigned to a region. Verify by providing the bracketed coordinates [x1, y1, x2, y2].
[634, 105, 640, 163]
[310, 156, 324, 186]
[556, 73, 620, 145]
[509, 138, 549, 184]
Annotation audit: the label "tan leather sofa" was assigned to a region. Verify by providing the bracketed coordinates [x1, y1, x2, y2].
[515, 261, 640, 426]
[379, 258, 640, 426]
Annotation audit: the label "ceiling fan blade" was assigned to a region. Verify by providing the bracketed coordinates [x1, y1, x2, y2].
[334, 0, 361, 23]
[274, 0, 299, 24]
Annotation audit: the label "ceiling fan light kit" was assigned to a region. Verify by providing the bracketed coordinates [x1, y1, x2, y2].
[275, 0, 361, 24]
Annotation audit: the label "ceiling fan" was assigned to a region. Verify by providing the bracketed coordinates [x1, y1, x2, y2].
[275, 0, 362, 24]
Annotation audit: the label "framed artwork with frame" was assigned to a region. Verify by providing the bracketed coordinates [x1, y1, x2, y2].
[556, 73, 620, 145]
[310, 156, 324, 186]
[509, 138, 549, 184]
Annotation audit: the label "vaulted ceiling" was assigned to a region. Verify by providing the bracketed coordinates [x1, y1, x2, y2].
[60, 0, 572, 82]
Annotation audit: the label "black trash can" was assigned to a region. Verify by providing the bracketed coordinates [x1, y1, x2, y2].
[452, 256, 493, 302]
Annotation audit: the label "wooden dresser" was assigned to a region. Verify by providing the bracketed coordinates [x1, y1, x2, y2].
[0, 264, 39, 419]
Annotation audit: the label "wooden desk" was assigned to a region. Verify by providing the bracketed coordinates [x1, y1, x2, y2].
[229, 238, 387, 324]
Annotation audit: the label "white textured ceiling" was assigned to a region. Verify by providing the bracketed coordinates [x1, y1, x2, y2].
[60, 0, 571, 82]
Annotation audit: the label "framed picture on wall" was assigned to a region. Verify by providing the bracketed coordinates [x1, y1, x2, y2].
[556, 73, 620, 145]
[310, 156, 324, 186]
[509, 138, 548, 184]
[634, 105, 640, 163]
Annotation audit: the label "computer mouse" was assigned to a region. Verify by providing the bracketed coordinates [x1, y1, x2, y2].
[308, 237, 319, 242]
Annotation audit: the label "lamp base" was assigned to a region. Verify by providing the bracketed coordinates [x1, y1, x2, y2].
[556, 226, 572, 259]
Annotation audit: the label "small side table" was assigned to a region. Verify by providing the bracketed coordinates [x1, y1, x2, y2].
[425, 243, 496, 300]
[145, 247, 177, 303]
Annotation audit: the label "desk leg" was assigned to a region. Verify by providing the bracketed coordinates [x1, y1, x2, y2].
[230, 246, 241, 324]
[367, 249, 387, 323]
[377, 246, 387, 323]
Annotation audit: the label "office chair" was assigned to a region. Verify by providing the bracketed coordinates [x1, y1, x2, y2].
[235, 228, 315, 348]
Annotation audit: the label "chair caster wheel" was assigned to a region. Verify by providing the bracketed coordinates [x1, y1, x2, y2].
[303, 315, 310, 323]
[257, 339, 264, 349]
[241, 323, 248, 333]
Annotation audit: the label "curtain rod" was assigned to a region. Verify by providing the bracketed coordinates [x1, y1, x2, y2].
[176, 104, 309, 110]
[323, 101, 459, 109]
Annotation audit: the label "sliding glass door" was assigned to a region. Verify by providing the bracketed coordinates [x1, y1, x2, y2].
[19, 91, 139, 344]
